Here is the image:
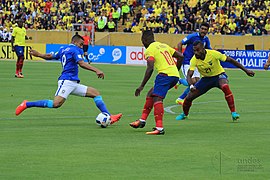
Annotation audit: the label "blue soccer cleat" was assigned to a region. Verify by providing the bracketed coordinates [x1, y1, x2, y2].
[232, 112, 240, 121]
[176, 112, 187, 120]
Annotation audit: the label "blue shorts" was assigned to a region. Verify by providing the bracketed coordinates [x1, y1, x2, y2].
[152, 73, 179, 99]
[195, 73, 228, 95]
[14, 46, 25, 57]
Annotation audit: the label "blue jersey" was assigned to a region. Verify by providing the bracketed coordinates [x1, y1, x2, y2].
[182, 33, 211, 64]
[53, 44, 84, 82]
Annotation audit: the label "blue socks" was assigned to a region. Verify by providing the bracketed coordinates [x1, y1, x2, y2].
[179, 78, 189, 86]
[94, 96, 110, 115]
[26, 100, 54, 108]
[179, 87, 190, 99]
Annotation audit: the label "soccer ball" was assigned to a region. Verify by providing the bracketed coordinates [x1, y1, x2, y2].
[96, 112, 111, 128]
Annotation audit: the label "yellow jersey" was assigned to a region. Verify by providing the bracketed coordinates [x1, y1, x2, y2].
[190, 49, 227, 77]
[145, 42, 179, 77]
[12, 27, 26, 46]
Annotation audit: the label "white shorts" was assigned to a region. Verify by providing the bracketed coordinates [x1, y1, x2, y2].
[181, 64, 200, 79]
[55, 80, 88, 99]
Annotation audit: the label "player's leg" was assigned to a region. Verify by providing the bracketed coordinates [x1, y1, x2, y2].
[218, 73, 239, 121]
[146, 75, 178, 135]
[14, 46, 23, 78]
[18, 46, 25, 77]
[176, 77, 213, 120]
[130, 87, 154, 128]
[81, 85, 122, 124]
[15, 80, 74, 116]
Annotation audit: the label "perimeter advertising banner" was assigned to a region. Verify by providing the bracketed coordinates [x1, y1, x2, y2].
[0, 43, 46, 61]
[126, 46, 147, 65]
[46, 44, 126, 64]
[219, 50, 270, 69]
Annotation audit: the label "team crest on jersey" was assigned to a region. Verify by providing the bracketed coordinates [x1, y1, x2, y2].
[62, 90, 65, 94]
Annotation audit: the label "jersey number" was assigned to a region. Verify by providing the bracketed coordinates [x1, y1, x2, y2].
[61, 54, 66, 67]
[205, 68, 211, 73]
[160, 51, 175, 65]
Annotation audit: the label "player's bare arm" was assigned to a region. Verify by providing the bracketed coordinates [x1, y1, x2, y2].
[29, 49, 53, 60]
[226, 56, 255, 77]
[264, 56, 270, 70]
[78, 60, 104, 79]
[177, 41, 183, 53]
[11, 36, 15, 51]
[172, 51, 184, 70]
[135, 59, 154, 97]
[187, 69, 196, 92]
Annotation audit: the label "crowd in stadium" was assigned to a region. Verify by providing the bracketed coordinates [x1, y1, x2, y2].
[0, 0, 270, 41]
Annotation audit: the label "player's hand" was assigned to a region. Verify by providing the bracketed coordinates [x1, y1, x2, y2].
[96, 70, 104, 79]
[246, 70, 255, 77]
[29, 49, 39, 57]
[189, 84, 196, 92]
[264, 62, 270, 70]
[135, 86, 144, 96]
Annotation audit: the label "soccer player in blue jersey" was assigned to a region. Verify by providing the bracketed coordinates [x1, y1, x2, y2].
[176, 41, 255, 121]
[175, 22, 211, 105]
[129, 30, 183, 135]
[15, 34, 122, 125]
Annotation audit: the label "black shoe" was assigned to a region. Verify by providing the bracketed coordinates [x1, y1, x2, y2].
[129, 120, 146, 128]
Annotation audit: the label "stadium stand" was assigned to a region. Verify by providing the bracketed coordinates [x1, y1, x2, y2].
[0, 0, 270, 41]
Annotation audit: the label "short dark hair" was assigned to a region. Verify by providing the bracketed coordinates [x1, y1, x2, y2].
[72, 34, 84, 42]
[142, 30, 154, 40]
[200, 22, 210, 29]
[193, 40, 203, 47]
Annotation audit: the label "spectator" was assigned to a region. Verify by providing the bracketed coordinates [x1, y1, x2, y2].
[107, 18, 115, 32]
[121, 2, 130, 25]
[97, 16, 106, 32]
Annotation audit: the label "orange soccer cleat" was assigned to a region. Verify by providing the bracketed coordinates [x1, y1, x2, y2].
[15, 100, 28, 116]
[110, 113, 122, 125]
[129, 119, 146, 128]
[146, 128, 165, 135]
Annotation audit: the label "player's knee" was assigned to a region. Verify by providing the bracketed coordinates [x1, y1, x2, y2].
[53, 102, 63, 108]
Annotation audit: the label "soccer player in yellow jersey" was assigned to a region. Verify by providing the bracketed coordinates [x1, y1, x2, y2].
[264, 55, 270, 70]
[176, 41, 255, 121]
[129, 30, 184, 135]
[11, 20, 31, 78]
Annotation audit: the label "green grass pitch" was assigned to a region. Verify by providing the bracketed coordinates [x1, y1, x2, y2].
[0, 60, 269, 179]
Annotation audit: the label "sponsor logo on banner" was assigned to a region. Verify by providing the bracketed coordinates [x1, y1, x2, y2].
[88, 48, 105, 62]
[0, 43, 46, 60]
[46, 45, 125, 64]
[126, 46, 147, 65]
[112, 48, 122, 62]
[219, 50, 270, 69]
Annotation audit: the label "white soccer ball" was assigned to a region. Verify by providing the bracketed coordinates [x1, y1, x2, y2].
[96, 112, 111, 128]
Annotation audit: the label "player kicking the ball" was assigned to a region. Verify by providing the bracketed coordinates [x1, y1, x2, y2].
[175, 40, 255, 121]
[15, 34, 122, 125]
[129, 30, 183, 135]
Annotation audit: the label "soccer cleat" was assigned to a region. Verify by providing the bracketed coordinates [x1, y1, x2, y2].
[129, 119, 146, 128]
[19, 73, 24, 78]
[175, 98, 184, 105]
[232, 112, 240, 121]
[110, 113, 122, 125]
[15, 74, 23, 78]
[15, 100, 28, 116]
[146, 128, 165, 135]
[176, 112, 187, 120]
